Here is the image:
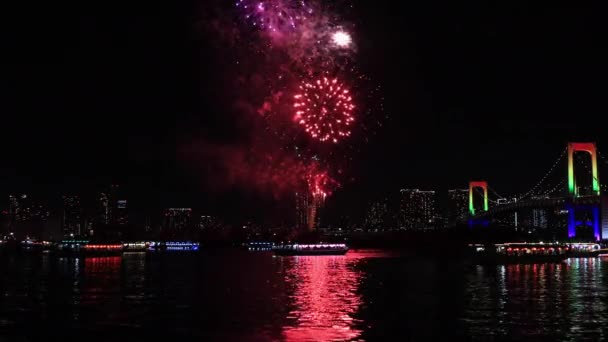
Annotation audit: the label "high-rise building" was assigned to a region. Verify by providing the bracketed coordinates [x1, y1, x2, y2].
[365, 199, 389, 230]
[163, 208, 192, 232]
[532, 209, 548, 229]
[295, 191, 310, 229]
[8, 195, 18, 232]
[7, 194, 49, 238]
[97, 185, 121, 226]
[62, 195, 82, 237]
[115, 200, 128, 226]
[98, 192, 110, 225]
[294, 190, 323, 230]
[399, 189, 437, 231]
[199, 215, 220, 231]
[447, 189, 469, 226]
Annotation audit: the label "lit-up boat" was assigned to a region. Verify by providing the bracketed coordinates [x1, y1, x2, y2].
[470, 242, 568, 264]
[123, 242, 148, 252]
[147, 241, 199, 251]
[245, 241, 275, 251]
[567, 243, 601, 258]
[273, 243, 349, 256]
[19, 239, 53, 252]
[52, 239, 89, 256]
[81, 242, 124, 256]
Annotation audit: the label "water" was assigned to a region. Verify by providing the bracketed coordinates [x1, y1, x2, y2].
[1, 250, 608, 341]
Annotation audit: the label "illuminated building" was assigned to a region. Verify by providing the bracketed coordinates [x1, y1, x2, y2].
[399, 189, 437, 231]
[447, 189, 469, 226]
[97, 184, 121, 226]
[532, 209, 548, 229]
[98, 192, 110, 225]
[295, 191, 310, 229]
[199, 215, 219, 230]
[8, 195, 18, 232]
[365, 199, 389, 230]
[163, 208, 193, 232]
[62, 195, 82, 237]
[295, 189, 323, 230]
[114, 199, 128, 225]
[7, 194, 49, 238]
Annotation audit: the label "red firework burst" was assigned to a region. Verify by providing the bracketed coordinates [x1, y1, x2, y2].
[305, 167, 336, 201]
[293, 76, 355, 143]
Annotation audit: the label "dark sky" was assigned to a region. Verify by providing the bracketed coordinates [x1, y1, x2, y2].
[2, 1, 607, 224]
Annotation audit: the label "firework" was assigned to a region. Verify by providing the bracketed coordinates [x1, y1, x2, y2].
[293, 76, 355, 143]
[331, 30, 352, 48]
[235, 0, 313, 35]
[305, 166, 337, 230]
[214, 0, 381, 227]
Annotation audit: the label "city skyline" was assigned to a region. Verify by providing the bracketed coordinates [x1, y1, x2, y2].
[3, 0, 608, 228]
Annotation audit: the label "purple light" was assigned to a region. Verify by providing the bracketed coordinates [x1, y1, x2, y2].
[593, 206, 601, 241]
[567, 203, 576, 238]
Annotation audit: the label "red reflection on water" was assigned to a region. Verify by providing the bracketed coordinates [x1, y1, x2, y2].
[281, 255, 363, 341]
[84, 256, 122, 273]
[83, 257, 122, 295]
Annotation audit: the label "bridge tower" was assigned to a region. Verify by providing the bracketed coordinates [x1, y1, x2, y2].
[566, 142, 601, 241]
[469, 181, 488, 216]
[568, 142, 599, 197]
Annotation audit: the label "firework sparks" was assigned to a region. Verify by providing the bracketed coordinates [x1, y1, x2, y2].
[305, 166, 336, 230]
[331, 30, 352, 48]
[219, 0, 380, 227]
[293, 76, 355, 143]
[235, 0, 312, 34]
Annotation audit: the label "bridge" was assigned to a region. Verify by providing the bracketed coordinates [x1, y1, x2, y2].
[467, 142, 608, 242]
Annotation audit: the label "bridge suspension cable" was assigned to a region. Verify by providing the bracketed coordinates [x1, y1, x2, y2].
[516, 147, 567, 201]
[488, 186, 506, 201]
[474, 187, 498, 204]
[538, 179, 566, 198]
[575, 152, 601, 187]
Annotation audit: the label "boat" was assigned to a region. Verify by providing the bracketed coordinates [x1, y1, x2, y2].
[19, 239, 53, 253]
[273, 243, 349, 256]
[566, 243, 601, 258]
[51, 239, 89, 256]
[245, 241, 275, 251]
[147, 241, 199, 251]
[123, 242, 148, 252]
[470, 242, 568, 264]
[81, 242, 124, 256]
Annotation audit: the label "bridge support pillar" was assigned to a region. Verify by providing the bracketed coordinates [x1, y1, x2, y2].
[469, 181, 488, 216]
[566, 202, 601, 242]
[568, 142, 599, 197]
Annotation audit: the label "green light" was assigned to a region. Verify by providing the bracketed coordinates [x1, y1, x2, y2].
[568, 143, 599, 197]
[469, 181, 488, 216]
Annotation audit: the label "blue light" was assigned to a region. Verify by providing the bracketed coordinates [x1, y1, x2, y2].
[593, 206, 601, 241]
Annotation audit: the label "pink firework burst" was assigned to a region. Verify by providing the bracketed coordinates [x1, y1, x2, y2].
[235, 0, 313, 35]
[293, 76, 355, 143]
[304, 166, 337, 230]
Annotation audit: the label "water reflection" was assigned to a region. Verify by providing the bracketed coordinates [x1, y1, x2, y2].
[466, 259, 608, 340]
[280, 255, 363, 341]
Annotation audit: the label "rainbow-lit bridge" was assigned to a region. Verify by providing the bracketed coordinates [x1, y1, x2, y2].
[467, 142, 608, 242]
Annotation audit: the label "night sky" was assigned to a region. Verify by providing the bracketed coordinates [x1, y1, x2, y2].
[2, 1, 607, 224]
